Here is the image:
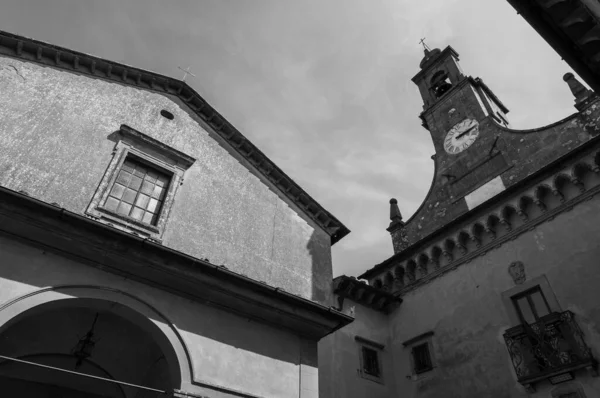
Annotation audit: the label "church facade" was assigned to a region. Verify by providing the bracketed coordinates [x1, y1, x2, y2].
[0, 31, 353, 398]
[320, 45, 600, 397]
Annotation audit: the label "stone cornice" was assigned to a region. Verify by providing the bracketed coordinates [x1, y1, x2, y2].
[333, 275, 401, 314]
[396, 182, 600, 296]
[0, 185, 353, 339]
[0, 31, 350, 245]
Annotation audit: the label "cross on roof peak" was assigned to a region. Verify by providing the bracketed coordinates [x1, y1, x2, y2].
[419, 37, 431, 51]
[178, 65, 196, 82]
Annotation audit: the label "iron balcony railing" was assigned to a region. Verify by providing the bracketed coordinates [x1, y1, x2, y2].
[503, 310, 597, 388]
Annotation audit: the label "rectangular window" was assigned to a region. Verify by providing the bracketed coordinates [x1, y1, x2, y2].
[361, 347, 380, 377]
[412, 343, 433, 374]
[103, 157, 170, 226]
[512, 286, 551, 324]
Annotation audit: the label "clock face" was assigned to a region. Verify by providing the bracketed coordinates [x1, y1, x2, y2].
[444, 119, 479, 155]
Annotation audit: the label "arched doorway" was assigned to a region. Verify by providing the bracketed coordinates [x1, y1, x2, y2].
[0, 295, 184, 397]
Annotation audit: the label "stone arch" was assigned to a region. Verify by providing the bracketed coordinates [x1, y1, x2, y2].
[517, 195, 535, 220]
[534, 184, 554, 211]
[383, 272, 394, 291]
[429, 246, 442, 270]
[417, 253, 429, 277]
[594, 150, 600, 172]
[553, 172, 576, 200]
[430, 70, 453, 98]
[485, 214, 500, 239]
[0, 285, 192, 391]
[443, 238, 456, 259]
[500, 205, 518, 231]
[571, 161, 595, 192]
[394, 266, 405, 288]
[372, 279, 383, 289]
[456, 231, 470, 254]
[470, 222, 485, 246]
[406, 260, 417, 282]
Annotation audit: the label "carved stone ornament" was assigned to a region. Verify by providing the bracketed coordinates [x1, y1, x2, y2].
[508, 261, 526, 285]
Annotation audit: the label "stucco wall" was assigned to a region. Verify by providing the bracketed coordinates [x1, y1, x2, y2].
[389, 195, 600, 397]
[0, 233, 318, 398]
[319, 301, 396, 398]
[0, 56, 332, 305]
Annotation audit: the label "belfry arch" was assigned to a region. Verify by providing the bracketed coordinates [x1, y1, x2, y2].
[0, 286, 192, 397]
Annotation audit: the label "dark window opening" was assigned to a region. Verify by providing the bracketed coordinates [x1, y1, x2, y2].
[430, 71, 453, 98]
[512, 286, 551, 325]
[361, 347, 380, 377]
[160, 109, 175, 120]
[412, 343, 433, 374]
[103, 157, 171, 225]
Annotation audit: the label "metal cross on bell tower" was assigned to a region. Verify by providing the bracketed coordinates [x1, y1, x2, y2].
[178, 65, 196, 82]
[419, 37, 431, 51]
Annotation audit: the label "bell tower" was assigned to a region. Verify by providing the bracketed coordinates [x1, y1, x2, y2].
[411, 44, 510, 156]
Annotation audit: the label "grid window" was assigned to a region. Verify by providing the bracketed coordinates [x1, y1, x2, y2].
[361, 347, 380, 377]
[103, 158, 170, 225]
[512, 286, 551, 325]
[412, 343, 433, 374]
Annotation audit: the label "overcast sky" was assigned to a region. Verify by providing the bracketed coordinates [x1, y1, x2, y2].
[1, 0, 582, 277]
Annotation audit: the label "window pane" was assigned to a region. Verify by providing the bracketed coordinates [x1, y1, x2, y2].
[515, 297, 536, 324]
[146, 170, 158, 183]
[117, 202, 132, 216]
[135, 194, 150, 209]
[362, 347, 380, 377]
[156, 175, 169, 187]
[151, 185, 164, 199]
[413, 343, 432, 373]
[140, 180, 154, 195]
[121, 160, 135, 172]
[103, 157, 172, 226]
[133, 165, 147, 177]
[147, 198, 158, 213]
[122, 188, 137, 204]
[129, 176, 143, 191]
[116, 171, 132, 186]
[531, 291, 550, 318]
[142, 212, 154, 224]
[105, 197, 119, 212]
[109, 183, 126, 199]
[130, 206, 144, 220]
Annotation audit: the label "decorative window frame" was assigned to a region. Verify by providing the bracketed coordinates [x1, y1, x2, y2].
[355, 336, 384, 385]
[85, 125, 195, 242]
[501, 275, 562, 326]
[402, 331, 436, 379]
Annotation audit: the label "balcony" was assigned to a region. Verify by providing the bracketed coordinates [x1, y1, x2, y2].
[503, 311, 598, 392]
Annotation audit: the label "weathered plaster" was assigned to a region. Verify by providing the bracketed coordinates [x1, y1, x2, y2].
[318, 300, 396, 398]
[0, 57, 333, 305]
[388, 196, 600, 397]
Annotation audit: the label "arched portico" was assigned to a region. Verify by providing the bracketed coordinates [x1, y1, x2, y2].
[0, 285, 193, 397]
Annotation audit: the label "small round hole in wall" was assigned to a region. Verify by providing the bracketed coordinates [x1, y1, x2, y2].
[160, 109, 174, 120]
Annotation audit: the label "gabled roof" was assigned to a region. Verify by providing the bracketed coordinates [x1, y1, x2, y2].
[0, 31, 350, 244]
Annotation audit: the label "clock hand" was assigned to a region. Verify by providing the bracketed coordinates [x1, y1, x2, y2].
[456, 125, 477, 139]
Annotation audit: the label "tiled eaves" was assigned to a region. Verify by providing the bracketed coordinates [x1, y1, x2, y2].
[0, 31, 350, 245]
[359, 133, 600, 280]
